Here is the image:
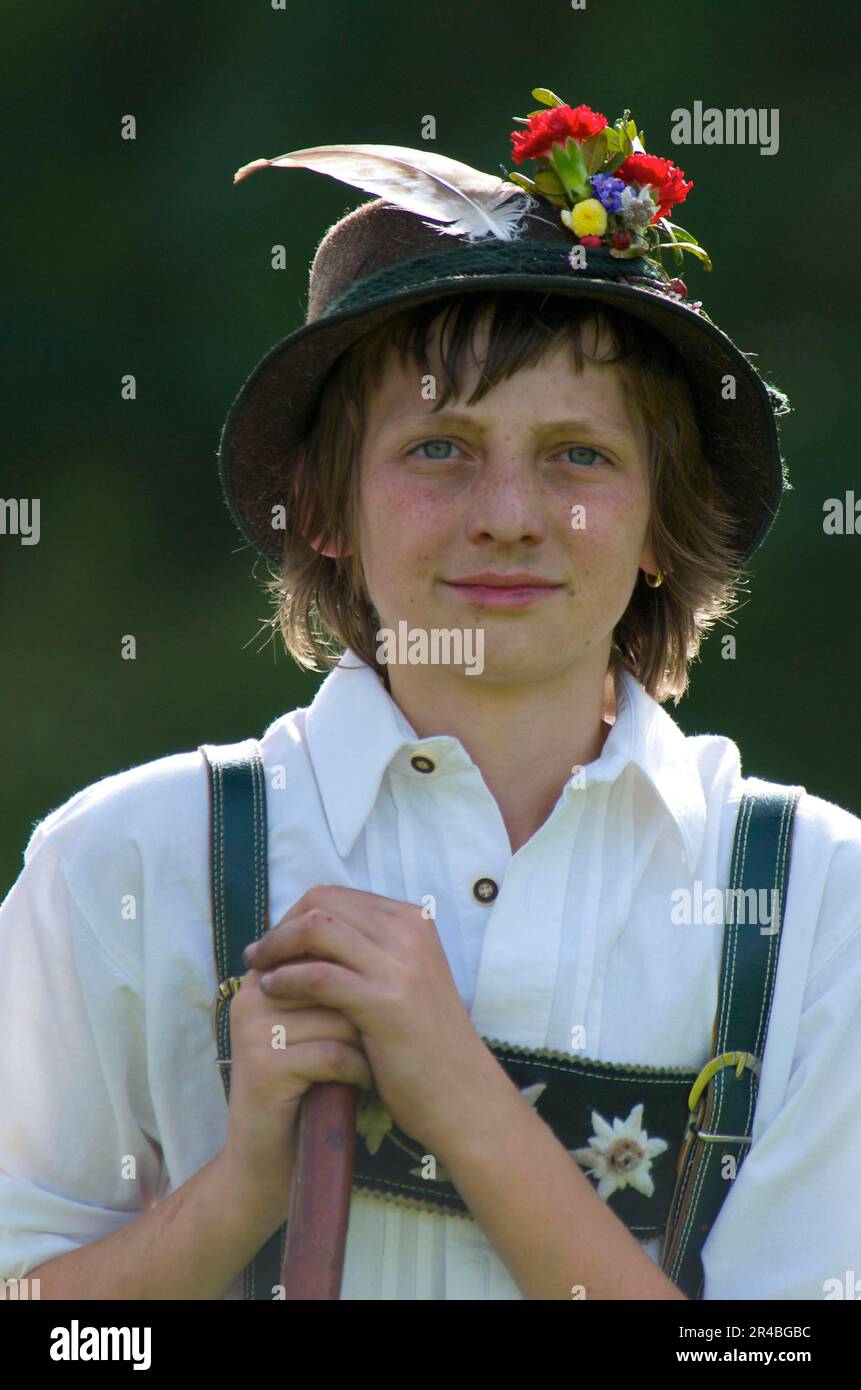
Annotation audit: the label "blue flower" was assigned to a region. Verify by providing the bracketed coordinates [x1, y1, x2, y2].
[590, 173, 626, 213]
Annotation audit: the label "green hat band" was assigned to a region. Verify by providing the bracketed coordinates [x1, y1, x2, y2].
[324, 241, 666, 319]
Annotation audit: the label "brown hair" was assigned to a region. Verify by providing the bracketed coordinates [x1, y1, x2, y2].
[261, 290, 747, 704]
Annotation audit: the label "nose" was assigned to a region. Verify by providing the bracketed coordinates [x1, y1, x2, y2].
[462, 453, 549, 545]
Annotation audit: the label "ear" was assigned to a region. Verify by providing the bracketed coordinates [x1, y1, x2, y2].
[292, 469, 353, 560]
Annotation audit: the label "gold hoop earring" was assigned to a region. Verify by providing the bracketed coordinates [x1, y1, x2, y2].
[644, 570, 664, 588]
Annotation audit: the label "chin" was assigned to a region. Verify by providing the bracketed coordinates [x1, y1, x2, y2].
[461, 648, 560, 684]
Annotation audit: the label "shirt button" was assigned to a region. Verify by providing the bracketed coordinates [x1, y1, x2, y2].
[410, 754, 436, 774]
[472, 877, 499, 904]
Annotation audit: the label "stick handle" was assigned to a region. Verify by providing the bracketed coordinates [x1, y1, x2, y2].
[280, 1081, 358, 1299]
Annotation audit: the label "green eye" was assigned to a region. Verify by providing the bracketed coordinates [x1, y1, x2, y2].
[561, 446, 603, 466]
[414, 439, 456, 459]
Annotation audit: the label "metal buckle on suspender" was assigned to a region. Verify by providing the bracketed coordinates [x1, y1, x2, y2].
[212, 975, 245, 1064]
[687, 1050, 761, 1145]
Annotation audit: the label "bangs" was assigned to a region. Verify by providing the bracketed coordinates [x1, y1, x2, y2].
[342, 290, 682, 414]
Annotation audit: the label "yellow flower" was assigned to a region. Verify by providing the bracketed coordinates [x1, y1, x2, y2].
[569, 198, 608, 237]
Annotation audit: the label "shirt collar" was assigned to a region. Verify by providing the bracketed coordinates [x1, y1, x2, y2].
[298, 649, 707, 873]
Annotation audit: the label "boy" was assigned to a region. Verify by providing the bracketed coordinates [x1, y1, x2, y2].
[1, 98, 860, 1301]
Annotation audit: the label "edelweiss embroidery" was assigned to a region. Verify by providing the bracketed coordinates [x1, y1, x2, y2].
[571, 1102, 669, 1200]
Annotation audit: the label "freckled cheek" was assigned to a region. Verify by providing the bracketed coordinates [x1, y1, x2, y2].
[564, 488, 649, 552]
[364, 475, 448, 541]
[359, 476, 445, 603]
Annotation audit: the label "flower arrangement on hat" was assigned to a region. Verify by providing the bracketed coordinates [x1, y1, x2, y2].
[506, 90, 710, 301]
[232, 88, 715, 319]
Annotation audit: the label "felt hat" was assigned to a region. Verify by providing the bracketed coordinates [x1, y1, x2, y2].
[218, 97, 791, 564]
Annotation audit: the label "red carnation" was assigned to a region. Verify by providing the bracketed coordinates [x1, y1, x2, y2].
[614, 153, 693, 221]
[511, 104, 607, 163]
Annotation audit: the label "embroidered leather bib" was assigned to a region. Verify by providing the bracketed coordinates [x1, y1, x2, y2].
[352, 1040, 698, 1243]
[200, 739, 803, 1300]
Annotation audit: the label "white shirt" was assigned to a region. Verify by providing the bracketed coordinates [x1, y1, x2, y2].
[1, 652, 860, 1300]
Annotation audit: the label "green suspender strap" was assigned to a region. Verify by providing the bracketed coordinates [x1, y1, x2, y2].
[199, 740, 287, 1301]
[199, 739, 803, 1301]
[661, 776, 805, 1298]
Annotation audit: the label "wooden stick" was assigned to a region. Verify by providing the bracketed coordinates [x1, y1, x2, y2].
[280, 1082, 358, 1299]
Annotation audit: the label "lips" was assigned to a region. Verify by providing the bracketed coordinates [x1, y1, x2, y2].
[444, 572, 562, 588]
[441, 575, 565, 610]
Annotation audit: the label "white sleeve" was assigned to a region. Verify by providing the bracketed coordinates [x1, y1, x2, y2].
[700, 921, 861, 1299]
[0, 828, 164, 1281]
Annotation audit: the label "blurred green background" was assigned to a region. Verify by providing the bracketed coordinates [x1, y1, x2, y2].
[3, 0, 859, 893]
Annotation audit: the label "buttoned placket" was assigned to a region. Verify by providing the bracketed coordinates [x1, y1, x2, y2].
[468, 785, 587, 1050]
[384, 739, 512, 1013]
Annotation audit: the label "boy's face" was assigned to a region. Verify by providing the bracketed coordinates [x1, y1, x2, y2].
[354, 307, 659, 687]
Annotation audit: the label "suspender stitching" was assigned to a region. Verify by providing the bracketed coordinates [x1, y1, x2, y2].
[752, 794, 790, 1057]
[666, 1133, 690, 1240]
[670, 1104, 716, 1279]
[748, 796, 778, 1062]
[251, 740, 283, 1297]
[257, 749, 265, 936]
[247, 744, 262, 1302]
[717, 792, 754, 1049]
[669, 789, 755, 1282]
[216, 761, 227, 978]
[754, 791, 798, 1059]
[669, 787, 802, 1289]
[212, 760, 222, 977]
[202, 744, 270, 1302]
[212, 758, 232, 1101]
[216, 760, 233, 1102]
[250, 748, 261, 939]
[252, 746, 266, 938]
[662, 793, 753, 1256]
[255, 750, 265, 934]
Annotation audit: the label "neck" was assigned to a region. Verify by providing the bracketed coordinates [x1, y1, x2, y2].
[385, 653, 618, 856]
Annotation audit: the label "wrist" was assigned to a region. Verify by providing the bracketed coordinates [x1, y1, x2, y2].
[424, 1043, 524, 1165]
[217, 1122, 299, 1228]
